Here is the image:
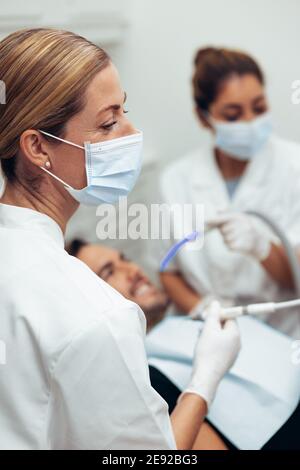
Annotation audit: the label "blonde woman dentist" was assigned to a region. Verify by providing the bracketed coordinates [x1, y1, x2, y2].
[0, 29, 240, 450]
[160, 47, 300, 338]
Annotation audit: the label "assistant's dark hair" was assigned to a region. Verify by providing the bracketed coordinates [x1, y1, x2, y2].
[192, 46, 265, 112]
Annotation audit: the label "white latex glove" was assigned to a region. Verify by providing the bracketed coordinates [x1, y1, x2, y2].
[180, 301, 241, 408]
[188, 295, 234, 321]
[208, 212, 271, 261]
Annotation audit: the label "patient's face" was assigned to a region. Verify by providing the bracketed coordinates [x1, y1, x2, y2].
[77, 244, 169, 319]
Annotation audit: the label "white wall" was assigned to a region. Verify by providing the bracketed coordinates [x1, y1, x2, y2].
[2, 0, 300, 165]
[2, 0, 300, 275]
[67, 0, 300, 276]
[113, 0, 300, 166]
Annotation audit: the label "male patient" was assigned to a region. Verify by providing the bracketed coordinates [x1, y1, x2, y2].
[67, 240, 169, 330]
[66, 239, 300, 450]
[66, 238, 227, 450]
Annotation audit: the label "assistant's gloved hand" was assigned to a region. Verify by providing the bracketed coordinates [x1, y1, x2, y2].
[208, 212, 271, 261]
[180, 301, 241, 409]
[188, 295, 234, 321]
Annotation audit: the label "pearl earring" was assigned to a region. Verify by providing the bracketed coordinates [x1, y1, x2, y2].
[45, 161, 51, 169]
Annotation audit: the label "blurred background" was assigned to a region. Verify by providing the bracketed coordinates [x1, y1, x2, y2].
[1, 0, 300, 277]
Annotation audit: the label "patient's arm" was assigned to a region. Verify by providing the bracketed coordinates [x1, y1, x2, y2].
[192, 422, 228, 450]
[160, 271, 200, 313]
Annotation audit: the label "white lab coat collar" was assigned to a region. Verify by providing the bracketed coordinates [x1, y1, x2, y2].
[190, 136, 274, 210]
[0, 203, 65, 248]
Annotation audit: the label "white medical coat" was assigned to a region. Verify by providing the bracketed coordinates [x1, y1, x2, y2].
[0, 203, 176, 450]
[159, 135, 300, 337]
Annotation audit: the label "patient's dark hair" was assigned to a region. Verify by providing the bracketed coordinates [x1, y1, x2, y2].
[65, 238, 88, 257]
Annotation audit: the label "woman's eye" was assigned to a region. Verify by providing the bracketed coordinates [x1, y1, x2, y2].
[101, 121, 117, 131]
[224, 115, 240, 122]
[100, 109, 129, 131]
[253, 107, 267, 115]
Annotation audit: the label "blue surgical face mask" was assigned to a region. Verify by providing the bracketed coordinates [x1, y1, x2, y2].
[209, 112, 272, 161]
[39, 130, 143, 205]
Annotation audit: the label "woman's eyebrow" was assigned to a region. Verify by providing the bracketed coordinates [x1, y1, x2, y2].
[252, 94, 266, 104]
[222, 103, 242, 111]
[97, 91, 127, 116]
[221, 95, 266, 111]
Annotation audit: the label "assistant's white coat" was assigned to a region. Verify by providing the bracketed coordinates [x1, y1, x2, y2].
[160, 135, 300, 337]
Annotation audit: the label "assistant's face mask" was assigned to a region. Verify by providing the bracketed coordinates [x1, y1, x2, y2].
[209, 112, 272, 161]
[38, 130, 143, 205]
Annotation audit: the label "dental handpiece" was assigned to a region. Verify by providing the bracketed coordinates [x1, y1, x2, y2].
[188, 299, 300, 321]
[209, 299, 300, 321]
[160, 227, 300, 320]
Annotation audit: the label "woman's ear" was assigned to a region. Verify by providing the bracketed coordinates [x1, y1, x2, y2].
[19, 130, 51, 168]
[195, 107, 212, 130]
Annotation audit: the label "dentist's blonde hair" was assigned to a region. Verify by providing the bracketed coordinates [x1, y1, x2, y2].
[0, 28, 110, 181]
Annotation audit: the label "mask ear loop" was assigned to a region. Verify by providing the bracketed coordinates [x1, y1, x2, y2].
[0, 165, 7, 198]
[40, 166, 74, 189]
[38, 130, 84, 150]
[38, 130, 85, 189]
[203, 111, 214, 126]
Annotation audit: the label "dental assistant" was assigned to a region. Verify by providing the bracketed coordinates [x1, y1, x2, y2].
[160, 47, 300, 338]
[0, 29, 240, 450]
